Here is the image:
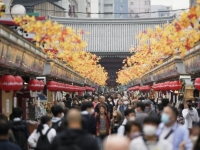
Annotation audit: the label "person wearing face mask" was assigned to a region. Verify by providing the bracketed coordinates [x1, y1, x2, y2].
[81, 102, 96, 136]
[129, 116, 172, 150]
[117, 109, 135, 136]
[111, 110, 123, 134]
[51, 105, 64, 132]
[144, 100, 158, 118]
[182, 100, 199, 130]
[118, 97, 129, 119]
[28, 116, 56, 149]
[157, 106, 193, 150]
[135, 102, 148, 125]
[191, 122, 200, 150]
[125, 121, 142, 140]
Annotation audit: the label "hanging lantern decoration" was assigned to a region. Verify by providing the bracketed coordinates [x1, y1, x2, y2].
[171, 81, 182, 91]
[152, 84, 158, 91]
[13, 76, 23, 91]
[28, 79, 40, 92]
[0, 75, 15, 92]
[145, 85, 151, 91]
[47, 81, 58, 91]
[38, 80, 44, 91]
[195, 78, 200, 91]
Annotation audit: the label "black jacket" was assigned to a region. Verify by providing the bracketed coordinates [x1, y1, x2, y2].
[82, 113, 96, 135]
[50, 128, 99, 150]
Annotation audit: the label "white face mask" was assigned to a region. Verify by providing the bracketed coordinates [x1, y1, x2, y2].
[110, 102, 113, 105]
[108, 98, 111, 101]
[79, 101, 82, 104]
[124, 101, 128, 105]
[129, 117, 135, 121]
[158, 101, 162, 104]
[191, 136, 198, 143]
[90, 108, 94, 114]
[143, 125, 157, 136]
[61, 113, 64, 118]
[135, 108, 138, 113]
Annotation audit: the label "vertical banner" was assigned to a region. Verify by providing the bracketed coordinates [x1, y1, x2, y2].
[6, 99, 9, 113]
[52, 92, 55, 102]
[14, 97, 17, 108]
[38, 97, 40, 107]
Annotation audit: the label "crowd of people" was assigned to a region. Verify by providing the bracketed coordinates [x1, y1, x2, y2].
[0, 92, 200, 150]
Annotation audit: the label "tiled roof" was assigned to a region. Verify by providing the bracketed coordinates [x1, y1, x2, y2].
[48, 15, 175, 53]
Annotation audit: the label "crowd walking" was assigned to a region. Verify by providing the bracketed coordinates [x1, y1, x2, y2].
[0, 92, 200, 150]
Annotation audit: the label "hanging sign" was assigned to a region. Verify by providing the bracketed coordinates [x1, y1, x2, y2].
[14, 97, 17, 108]
[6, 99, 9, 113]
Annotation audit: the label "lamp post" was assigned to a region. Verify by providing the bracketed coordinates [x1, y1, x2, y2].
[10, 4, 26, 19]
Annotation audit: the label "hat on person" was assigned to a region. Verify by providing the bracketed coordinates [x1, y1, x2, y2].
[144, 100, 152, 106]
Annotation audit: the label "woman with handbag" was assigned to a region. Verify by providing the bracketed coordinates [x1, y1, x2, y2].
[96, 104, 111, 149]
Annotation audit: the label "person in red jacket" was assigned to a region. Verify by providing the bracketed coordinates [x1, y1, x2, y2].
[96, 104, 111, 149]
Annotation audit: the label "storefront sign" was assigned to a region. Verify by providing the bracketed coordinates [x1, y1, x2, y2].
[5, 46, 16, 67]
[21, 53, 35, 71]
[6, 99, 9, 113]
[132, 79, 141, 86]
[0, 43, 8, 64]
[183, 54, 200, 73]
[14, 49, 23, 68]
[141, 74, 152, 84]
[153, 64, 178, 81]
[38, 60, 45, 74]
[50, 65, 58, 77]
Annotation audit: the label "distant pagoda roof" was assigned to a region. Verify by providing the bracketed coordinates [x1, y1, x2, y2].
[49, 15, 175, 54]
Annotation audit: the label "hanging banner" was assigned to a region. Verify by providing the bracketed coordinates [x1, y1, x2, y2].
[21, 53, 35, 71]
[5, 46, 16, 67]
[6, 99, 9, 113]
[0, 44, 8, 64]
[14, 49, 23, 68]
[14, 97, 17, 108]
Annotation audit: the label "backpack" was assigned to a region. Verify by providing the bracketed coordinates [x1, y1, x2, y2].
[52, 120, 62, 131]
[56, 134, 82, 150]
[10, 121, 27, 150]
[35, 128, 52, 150]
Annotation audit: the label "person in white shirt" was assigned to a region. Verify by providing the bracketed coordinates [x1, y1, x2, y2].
[129, 116, 172, 150]
[182, 100, 199, 129]
[28, 116, 56, 148]
[117, 109, 135, 136]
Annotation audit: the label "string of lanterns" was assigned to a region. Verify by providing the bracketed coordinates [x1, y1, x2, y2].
[128, 81, 182, 92]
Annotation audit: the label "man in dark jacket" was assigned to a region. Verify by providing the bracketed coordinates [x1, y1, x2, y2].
[50, 109, 99, 150]
[144, 100, 158, 118]
[0, 119, 21, 150]
[81, 102, 96, 135]
[10, 107, 30, 150]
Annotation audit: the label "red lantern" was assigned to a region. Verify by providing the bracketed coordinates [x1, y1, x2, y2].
[171, 81, 182, 91]
[0, 75, 15, 92]
[47, 81, 58, 91]
[145, 85, 151, 91]
[38, 80, 44, 91]
[13, 76, 23, 91]
[28, 79, 40, 92]
[195, 78, 200, 91]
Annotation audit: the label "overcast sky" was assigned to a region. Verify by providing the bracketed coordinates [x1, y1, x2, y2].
[151, 0, 190, 9]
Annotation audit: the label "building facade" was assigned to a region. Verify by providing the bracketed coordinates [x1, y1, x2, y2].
[11, 0, 66, 17]
[48, 15, 175, 86]
[114, 0, 128, 18]
[77, 0, 91, 18]
[151, 5, 172, 18]
[190, 0, 196, 6]
[99, 0, 114, 18]
[128, 0, 151, 18]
